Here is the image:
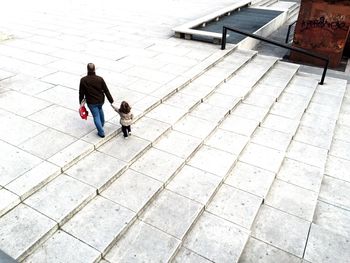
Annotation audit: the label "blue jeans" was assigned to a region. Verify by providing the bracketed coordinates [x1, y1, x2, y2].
[88, 103, 105, 137]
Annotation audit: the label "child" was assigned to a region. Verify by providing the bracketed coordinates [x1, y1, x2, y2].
[112, 101, 134, 138]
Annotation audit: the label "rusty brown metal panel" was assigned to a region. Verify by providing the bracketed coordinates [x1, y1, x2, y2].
[290, 0, 350, 68]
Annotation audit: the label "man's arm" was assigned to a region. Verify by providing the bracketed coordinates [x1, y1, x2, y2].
[101, 78, 114, 104]
[79, 79, 85, 104]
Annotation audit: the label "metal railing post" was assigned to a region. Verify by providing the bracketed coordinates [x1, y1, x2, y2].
[221, 27, 227, 50]
[320, 59, 329, 85]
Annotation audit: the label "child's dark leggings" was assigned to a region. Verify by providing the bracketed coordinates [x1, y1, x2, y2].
[122, 125, 131, 137]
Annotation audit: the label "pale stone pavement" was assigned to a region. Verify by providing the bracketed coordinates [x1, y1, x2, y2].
[0, 0, 350, 262]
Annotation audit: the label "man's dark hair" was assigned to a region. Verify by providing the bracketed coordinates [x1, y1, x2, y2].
[87, 63, 95, 74]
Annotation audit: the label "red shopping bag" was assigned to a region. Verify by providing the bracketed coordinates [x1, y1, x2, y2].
[79, 100, 89, 120]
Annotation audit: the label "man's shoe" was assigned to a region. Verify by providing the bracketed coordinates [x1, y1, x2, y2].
[98, 133, 105, 138]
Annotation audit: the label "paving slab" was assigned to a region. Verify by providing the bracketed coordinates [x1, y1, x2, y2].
[304, 224, 350, 263]
[277, 158, 323, 192]
[0, 250, 17, 263]
[216, 80, 251, 98]
[325, 155, 350, 183]
[319, 176, 350, 210]
[252, 126, 292, 152]
[0, 188, 20, 217]
[251, 205, 310, 257]
[252, 84, 283, 97]
[220, 114, 259, 137]
[0, 204, 57, 261]
[29, 105, 95, 138]
[164, 91, 200, 110]
[239, 143, 284, 173]
[334, 124, 350, 143]
[261, 114, 299, 135]
[173, 247, 212, 263]
[239, 237, 302, 263]
[173, 115, 216, 139]
[140, 189, 203, 239]
[180, 82, 215, 99]
[225, 161, 275, 198]
[277, 92, 309, 108]
[6, 161, 61, 200]
[244, 92, 276, 109]
[105, 220, 180, 263]
[0, 90, 51, 117]
[286, 141, 328, 168]
[189, 103, 228, 124]
[40, 71, 80, 90]
[166, 165, 221, 205]
[48, 139, 94, 171]
[24, 174, 96, 224]
[306, 102, 340, 119]
[154, 130, 202, 160]
[232, 103, 269, 122]
[312, 91, 344, 109]
[81, 122, 119, 148]
[0, 140, 43, 186]
[205, 92, 240, 111]
[330, 138, 350, 161]
[313, 200, 350, 238]
[300, 112, 336, 132]
[205, 128, 249, 155]
[63, 196, 136, 253]
[19, 128, 77, 159]
[130, 147, 184, 183]
[131, 117, 171, 142]
[98, 134, 150, 163]
[184, 211, 249, 263]
[65, 151, 127, 191]
[188, 145, 237, 178]
[22, 230, 101, 263]
[207, 184, 262, 229]
[0, 109, 47, 146]
[101, 169, 163, 213]
[294, 125, 334, 150]
[265, 179, 318, 221]
[145, 103, 187, 125]
[270, 101, 305, 120]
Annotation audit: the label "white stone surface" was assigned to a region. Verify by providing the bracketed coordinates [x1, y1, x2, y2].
[48, 139, 94, 171]
[65, 151, 127, 191]
[6, 161, 61, 200]
[173, 115, 216, 139]
[140, 189, 203, 239]
[225, 161, 275, 198]
[306, 102, 340, 119]
[232, 103, 269, 122]
[277, 158, 323, 192]
[98, 135, 150, 163]
[319, 176, 350, 210]
[334, 124, 350, 142]
[0, 109, 47, 146]
[184, 211, 249, 263]
[164, 91, 200, 110]
[252, 127, 292, 152]
[205, 92, 240, 111]
[207, 184, 262, 229]
[101, 169, 163, 213]
[180, 82, 214, 98]
[131, 147, 184, 183]
[239, 143, 284, 173]
[173, 247, 212, 263]
[146, 103, 187, 125]
[252, 205, 310, 257]
[105, 220, 180, 263]
[220, 114, 259, 137]
[190, 102, 228, 123]
[62, 196, 136, 252]
[304, 224, 350, 263]
[261, 114, 299, 135]
[301, 112, 336, 132]
[325, 155, 350, 183]
[0, 140, 43, 186]
[239, 237, 302, 263]
[19, 128, 77, 159]
[23, 230, 101, 263]
[294, 125, 334, 150]
[270, 101, 305, 120]
[265, 179, 318, 221]
[0, 204, 57, 260]
[154, 130, 202, 159]
[188, 145, 237, 178]
[313, 201, 350, 238]
[0, 188, 20, 216]
[24, 175, 96, 224]
[205, 128, 249, 155]
[330, 139, 350, 161]
[244, 93, 275, 109]
[131, 117, 171, 142]
[286, 141, 328, 168]
[166, 165, 221, 205]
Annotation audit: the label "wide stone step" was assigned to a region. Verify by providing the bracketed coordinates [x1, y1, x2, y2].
[8, 48, 258, 261]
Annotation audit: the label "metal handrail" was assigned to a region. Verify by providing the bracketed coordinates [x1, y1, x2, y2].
[221, 26, 329, 85]
[285, 20, 297, 44]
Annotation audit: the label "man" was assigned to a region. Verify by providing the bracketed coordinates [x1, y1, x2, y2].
[79, 63, 114, 138]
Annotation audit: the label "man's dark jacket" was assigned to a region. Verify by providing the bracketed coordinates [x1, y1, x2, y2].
[79, 73, 114, 105]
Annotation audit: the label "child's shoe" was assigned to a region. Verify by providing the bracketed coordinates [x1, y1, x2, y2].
[124, 136, 128, 140]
